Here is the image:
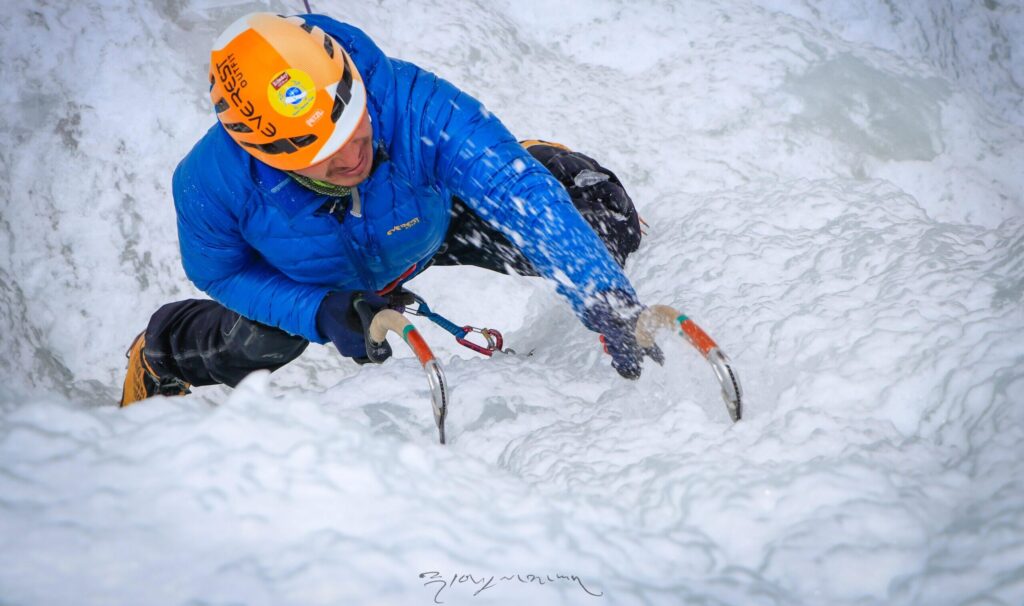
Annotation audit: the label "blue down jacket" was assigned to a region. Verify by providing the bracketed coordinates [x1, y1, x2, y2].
[172, 15, 634, 343]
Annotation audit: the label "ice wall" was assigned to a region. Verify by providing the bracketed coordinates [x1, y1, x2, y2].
[1, 0, 1021, 604]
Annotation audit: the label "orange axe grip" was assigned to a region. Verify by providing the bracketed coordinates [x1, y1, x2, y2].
[403, 326, 435, 367]
[679, 317, 718, 357]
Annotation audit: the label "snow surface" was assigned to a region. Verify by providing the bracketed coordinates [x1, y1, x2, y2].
[2, 0, 1023, 604]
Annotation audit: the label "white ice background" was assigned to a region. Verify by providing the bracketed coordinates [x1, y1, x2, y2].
[1, 0, 1023, 604]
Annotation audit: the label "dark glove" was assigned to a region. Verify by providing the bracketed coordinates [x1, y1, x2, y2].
[316, 291, 394, 364]
[581, 289, 664, 380]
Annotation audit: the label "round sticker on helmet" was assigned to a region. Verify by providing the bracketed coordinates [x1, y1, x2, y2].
[267, 68, 316, 117]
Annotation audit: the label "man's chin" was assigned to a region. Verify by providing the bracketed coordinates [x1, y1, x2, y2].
[323, 171, 369, 188]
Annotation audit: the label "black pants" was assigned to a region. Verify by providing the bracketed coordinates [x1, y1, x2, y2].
[144, 143, 641, 388]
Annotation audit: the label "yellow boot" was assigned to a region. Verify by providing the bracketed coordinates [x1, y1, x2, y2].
[120, 332, 191, 407]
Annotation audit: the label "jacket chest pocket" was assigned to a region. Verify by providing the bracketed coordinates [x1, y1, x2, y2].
[380, 195, 449, 268]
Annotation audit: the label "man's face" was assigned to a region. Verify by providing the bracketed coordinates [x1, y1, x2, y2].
[293, 111, 374, 187]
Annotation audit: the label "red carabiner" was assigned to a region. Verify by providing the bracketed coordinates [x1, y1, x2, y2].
[456, 326, 504, 357]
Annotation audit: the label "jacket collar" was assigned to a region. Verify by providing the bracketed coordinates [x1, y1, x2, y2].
[250, 137, 391, 221]
[250, 160, 326, 221]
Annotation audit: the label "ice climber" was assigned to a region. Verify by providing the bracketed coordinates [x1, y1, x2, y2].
[120, 12, 663, 406]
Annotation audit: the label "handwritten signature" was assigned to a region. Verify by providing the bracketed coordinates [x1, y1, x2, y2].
[419, 571, 603, 603]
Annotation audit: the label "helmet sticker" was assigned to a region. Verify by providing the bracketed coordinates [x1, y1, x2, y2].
[267, 68, 316, 117]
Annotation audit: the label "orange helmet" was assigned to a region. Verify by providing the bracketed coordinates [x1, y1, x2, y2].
[209, 13, 367, 171]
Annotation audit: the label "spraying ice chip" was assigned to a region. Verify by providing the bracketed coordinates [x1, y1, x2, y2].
[574, 169, 610, 188]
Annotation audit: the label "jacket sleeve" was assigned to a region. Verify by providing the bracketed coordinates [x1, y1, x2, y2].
[172, 162, 331, 343]
[398, 61, 636, 314]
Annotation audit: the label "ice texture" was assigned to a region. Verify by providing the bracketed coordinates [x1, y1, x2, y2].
[1, 0, 1022, 605]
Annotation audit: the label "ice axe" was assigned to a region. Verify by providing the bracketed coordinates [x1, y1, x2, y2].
[635, 305, 743, 422]
[355, 301, 449, 444]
